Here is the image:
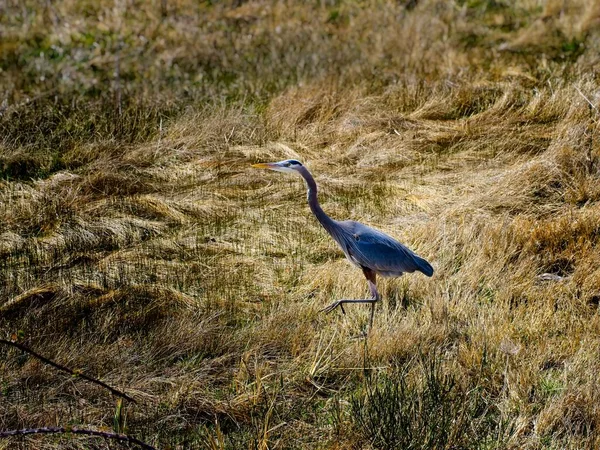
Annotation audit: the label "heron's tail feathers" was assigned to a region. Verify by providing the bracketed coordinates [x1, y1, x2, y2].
[413, 254, 434, 277]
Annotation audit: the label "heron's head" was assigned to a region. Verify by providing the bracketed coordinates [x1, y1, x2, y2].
[251, 159, 304, 174]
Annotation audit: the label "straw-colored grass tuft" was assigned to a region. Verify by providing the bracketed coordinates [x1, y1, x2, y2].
[3, 0, 600, 448]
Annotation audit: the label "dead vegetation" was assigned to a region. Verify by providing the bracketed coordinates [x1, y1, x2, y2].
[2, 0, 600, 448]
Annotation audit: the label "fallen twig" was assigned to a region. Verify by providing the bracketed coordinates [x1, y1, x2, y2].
[0, 426, 156, 449]
[0, 339, 136, 404]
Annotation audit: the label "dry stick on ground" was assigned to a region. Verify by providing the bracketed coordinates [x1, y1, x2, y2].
[0, 427, 157, 450]
[0, 339, 136, 404]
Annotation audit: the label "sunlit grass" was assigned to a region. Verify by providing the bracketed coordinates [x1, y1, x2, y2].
[2, 0, 600, 448]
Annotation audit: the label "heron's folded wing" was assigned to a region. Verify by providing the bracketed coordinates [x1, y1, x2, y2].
[345, 225, 433, 276]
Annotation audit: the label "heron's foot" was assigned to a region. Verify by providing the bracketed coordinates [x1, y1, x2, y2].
[349, 330, 368, 340]
[320, 299, 377, 315]
[321, 300, 346, 314]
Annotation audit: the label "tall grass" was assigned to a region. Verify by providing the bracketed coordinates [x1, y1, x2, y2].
[2, 0, 600, 448]
[350, 350, 497, 449]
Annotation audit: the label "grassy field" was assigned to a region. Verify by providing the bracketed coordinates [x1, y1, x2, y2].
[2, 0, 600, 448]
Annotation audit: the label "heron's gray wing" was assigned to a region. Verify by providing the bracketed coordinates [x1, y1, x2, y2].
[336, 222, 433, 277]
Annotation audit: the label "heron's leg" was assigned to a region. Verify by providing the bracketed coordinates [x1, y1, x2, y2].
[367, 278, 380, 329]
[321, 268, 380, 329]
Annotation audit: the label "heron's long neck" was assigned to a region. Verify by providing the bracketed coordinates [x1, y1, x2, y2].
[298, 166, 336, 230]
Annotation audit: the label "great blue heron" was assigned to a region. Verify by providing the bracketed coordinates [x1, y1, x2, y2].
[252, 159, 433, 328]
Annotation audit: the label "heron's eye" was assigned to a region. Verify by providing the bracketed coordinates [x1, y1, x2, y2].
[284, 162, 291, 167]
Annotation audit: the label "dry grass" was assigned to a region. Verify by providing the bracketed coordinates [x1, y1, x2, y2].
[2, 0, 600, 448]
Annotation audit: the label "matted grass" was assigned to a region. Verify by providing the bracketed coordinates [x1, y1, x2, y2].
[2, 0, 600, 448]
